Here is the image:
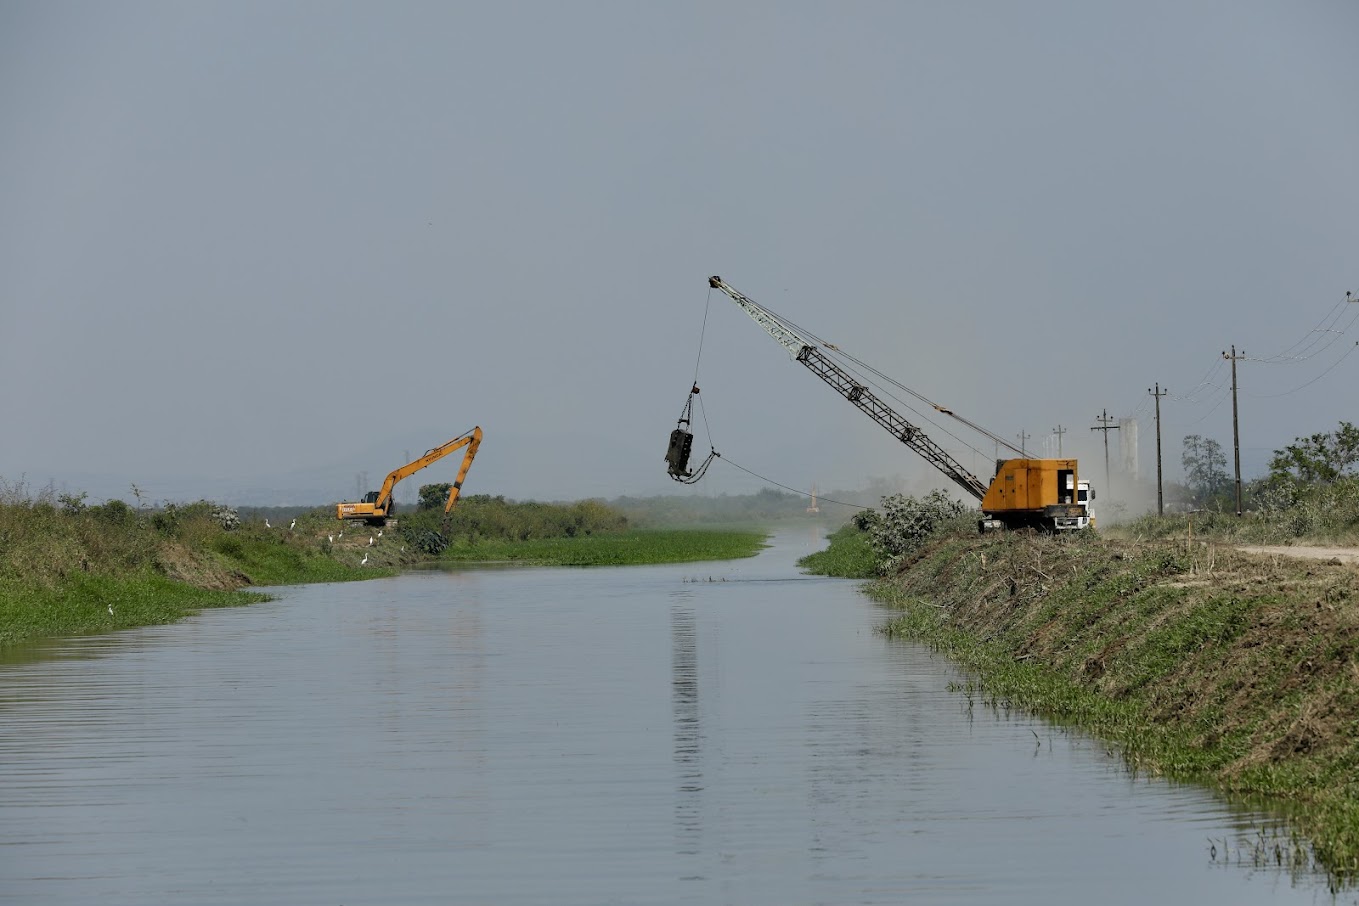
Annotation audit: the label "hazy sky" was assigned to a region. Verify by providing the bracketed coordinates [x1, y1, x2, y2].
[3, 1, 1357, 507]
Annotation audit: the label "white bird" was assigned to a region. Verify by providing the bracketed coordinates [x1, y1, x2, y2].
[290, 519, 297, 530]
[368, 535, 375, 546]
[264, 519, 271, 529]
[328, 534, 334, 543]
[360, 552, 369, 566]
[377, 530, 383, 538]
[107, 604, 114, 615]
[337, 531, 344, 540]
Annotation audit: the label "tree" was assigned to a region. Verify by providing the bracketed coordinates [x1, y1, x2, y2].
[1268, 421, 1359, 484]
[1180, 435, 1230, 505]
[418, 483, 453, 511]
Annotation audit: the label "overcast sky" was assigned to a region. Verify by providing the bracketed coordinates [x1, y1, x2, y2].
[2, 1, 1356, 508]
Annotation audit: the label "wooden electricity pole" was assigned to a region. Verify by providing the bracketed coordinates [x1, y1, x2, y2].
[1051, 424, 1066, 456]
[1017, 429, 1030, 456]
[1090, 409, 1120, 496]
[1149, 384, 1167, 516]
[1223, 346, 1245, 516]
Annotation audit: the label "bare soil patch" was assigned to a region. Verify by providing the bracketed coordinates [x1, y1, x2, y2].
[1235, 543, 1359, 565]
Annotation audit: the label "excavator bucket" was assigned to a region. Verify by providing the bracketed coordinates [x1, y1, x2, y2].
[665, 428, 694, 478]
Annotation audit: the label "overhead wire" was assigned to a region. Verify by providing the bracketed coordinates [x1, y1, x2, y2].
[714, 455, 870, 510]
[1246, 341, 1359, 398]
[687, 365, 867, 509]
[1249, 294, 1359, 364]
[1172, 383, 1232, 427]
[1170, 359, 1227, 405]
[1139, 292, 1358, 439]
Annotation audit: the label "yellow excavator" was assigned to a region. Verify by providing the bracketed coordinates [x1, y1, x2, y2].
[336, 427, 483, 526]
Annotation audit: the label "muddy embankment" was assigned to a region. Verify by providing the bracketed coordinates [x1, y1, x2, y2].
[868, 531, 1359, 883]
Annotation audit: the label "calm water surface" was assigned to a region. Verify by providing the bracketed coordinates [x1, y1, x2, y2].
[0, 529, 1348, 905]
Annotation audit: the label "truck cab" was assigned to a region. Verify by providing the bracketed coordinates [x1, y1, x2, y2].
[1054, 480, 1094, 531]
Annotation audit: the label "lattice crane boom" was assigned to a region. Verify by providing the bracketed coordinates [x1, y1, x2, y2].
[706, 276, 988, 502]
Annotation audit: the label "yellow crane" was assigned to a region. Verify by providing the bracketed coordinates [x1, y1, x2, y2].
[697, 277, 1091, 532]
[336, 427, 482, 526]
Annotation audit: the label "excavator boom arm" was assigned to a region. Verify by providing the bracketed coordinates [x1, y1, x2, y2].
[442, 428, 482, 513]
[374, 427, 483, 510]
[707, 276, 988, 503]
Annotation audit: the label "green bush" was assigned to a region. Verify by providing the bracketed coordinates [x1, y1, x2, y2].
[856, 490, 970, 571]
[402, 491, 631, 550]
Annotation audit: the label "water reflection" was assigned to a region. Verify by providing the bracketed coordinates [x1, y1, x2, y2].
[671, 601, 702, 857]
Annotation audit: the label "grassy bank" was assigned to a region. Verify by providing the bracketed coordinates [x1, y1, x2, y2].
[0, 494, 386, 647]
[805, 524, 1359, 884]
[0, 485, 770, 647]
[796, 522, 878, 577]
[0, 573, 271, 648]
[437, 528, 768, 566]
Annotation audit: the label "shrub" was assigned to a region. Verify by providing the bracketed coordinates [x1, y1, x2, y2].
[857, 490, 970, 571]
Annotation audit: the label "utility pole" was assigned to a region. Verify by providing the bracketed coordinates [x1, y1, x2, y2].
[1223, 346, 1245, 516]
[1090, 409, 1120, 496]
[1149, 384, 1167, 516]
[1017, 429, 1030, 456]
[1051, 424, 1066, 457]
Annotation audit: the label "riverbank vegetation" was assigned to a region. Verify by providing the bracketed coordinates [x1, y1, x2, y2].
[394, 490, 767, 566]
[0, 481, 770, 648]
[437, 529, 766, 566]
[799, 488, 1359, 885]
[0, 482, 385, 647]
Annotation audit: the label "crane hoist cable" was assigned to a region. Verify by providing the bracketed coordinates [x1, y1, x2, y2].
[666, 383, 719, 483]
[666, 287, 720, 483]
[662, 285, 869, 509]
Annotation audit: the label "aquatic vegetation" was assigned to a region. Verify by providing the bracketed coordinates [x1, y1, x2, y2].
[438, 529, 767, 566]
[796, 523, 878, 578]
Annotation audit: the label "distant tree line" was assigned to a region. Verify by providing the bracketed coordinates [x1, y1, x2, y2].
[1173, 421, 1359, 515]
[396, 488, 630, 553]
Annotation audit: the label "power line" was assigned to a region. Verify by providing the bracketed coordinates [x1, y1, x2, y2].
[1245, 341, 1359, 399]
[1249, 292, 1359, 364]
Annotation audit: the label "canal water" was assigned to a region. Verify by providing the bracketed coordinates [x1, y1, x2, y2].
[0, 529, 1347, 905]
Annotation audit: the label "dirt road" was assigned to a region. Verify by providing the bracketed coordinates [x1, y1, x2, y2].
[1235, 543, 1359, 564]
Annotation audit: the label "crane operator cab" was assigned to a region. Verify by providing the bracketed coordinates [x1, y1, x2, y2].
[666, 428, 695, 479]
